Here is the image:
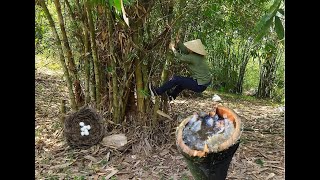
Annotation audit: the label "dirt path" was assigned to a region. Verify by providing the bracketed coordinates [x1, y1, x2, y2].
[35, 71, 284, 180]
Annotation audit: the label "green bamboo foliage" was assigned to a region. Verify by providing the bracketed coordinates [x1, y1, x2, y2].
[85, 0, 102, 106]
[74, 0, 91, 104]
[53, 0, 84, 108]
[38, 0, 77, 110]
[36, 0, 284, 125]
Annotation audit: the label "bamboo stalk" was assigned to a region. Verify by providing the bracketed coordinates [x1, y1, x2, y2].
[38, 0, 77, 110]
[85, 0, 102, 106]
[74, 0, 91, 104]
[54, 0, 84, 108]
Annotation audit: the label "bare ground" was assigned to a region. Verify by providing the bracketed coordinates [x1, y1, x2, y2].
[35, 70, 284, 180]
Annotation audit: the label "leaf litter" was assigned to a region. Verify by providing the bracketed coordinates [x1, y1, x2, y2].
[36, 71, 284, 179]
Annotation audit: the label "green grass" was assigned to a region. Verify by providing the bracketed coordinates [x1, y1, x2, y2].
[255, 158, 264, 167]
[36, 54, 62, 72]
[180, 173, 190, 180]
[100, 159, 108, 166]
[74, 176, 86, 180]
[239, 137, 249, 144]
[110, 176, 117, 180]
[53, 121, 62, 130]
[47, 175, 59, 180]
[66, 151, 75, 160]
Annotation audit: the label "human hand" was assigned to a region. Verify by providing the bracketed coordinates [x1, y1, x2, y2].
[169, 42, 176, 51]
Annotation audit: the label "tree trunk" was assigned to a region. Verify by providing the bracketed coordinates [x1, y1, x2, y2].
[83, 21, 91, 104]
[65, 0, 84, 46]
[134, 58, 145, 114]
[235, 42, 251, 94]
[65, 0, 76, 21]
[131, 17, 145, 114]
[97, 5, 108, 107]
[235, 56, 249, 94]
[69, 0, 91, 104]
[90, 58, 97, 102]
[257, 53, 278, 98]
[53, 0, 84, 108]
[39, 0, 77, 110]
[141, 63, 150, 113]
[111, 56, 120, 123]
[85, 0, 102, 106]
[75, 0, 93, 104]
[126, 78, 136, 115]
[105, 6, 114, 116]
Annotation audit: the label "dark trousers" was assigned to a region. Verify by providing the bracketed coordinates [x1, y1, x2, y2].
[155, 75, 210, 99]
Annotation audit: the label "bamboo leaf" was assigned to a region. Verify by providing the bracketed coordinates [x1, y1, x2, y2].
[106, 66, 113, 72]
[278, 8, 284, 15]
[49, 160, 76, 169]
[156, 110, 173, 120]
[123, 0, 132, 5]
[254, 17, 273, 43]
[105, 169, 119, 179]
[84, 155, 98, 162]
[120, 0, 129, 26]
[108, 0, 114, 8]
[254, 0, 282, 43]
[89, 0, 107, 5]
[111, 0, 129, 26]
[113, 0, 121, 12]
[139, 89, 149, 97]
[274, 16, 284, 40]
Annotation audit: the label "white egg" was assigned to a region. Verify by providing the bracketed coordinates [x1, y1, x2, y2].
[79, 122, 85, 126]
[84, 130, 89, 136]
[81, 127, 86, 132]
[223, 114, 228, 119]
[81, 131, 85, 136]
[86, 125, 91, 130]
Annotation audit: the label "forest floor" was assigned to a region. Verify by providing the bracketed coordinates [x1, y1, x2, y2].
[35, 59, 284, 180]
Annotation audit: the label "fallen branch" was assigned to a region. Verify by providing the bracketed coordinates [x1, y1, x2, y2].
[243, 128, 283, 135]
[264, 164, 284, 170]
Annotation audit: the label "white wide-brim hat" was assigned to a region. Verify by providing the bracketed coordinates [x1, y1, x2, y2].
[183, 39, 207, 56]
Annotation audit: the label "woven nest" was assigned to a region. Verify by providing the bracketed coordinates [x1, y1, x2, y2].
[176, 105, 242, 158]
[64, 106, 105, 149]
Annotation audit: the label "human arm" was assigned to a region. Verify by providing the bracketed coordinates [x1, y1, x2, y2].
[169, 41, 194, 64]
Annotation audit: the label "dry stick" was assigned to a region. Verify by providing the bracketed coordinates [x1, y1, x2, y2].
[243, 128, 283, 135]
[245, 146, 270, 160]
[264, 164, 284, 170]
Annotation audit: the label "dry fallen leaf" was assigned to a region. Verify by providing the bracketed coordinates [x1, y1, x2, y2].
[36, 71, 284, 180]
[105, 169, 119, 179]
[160, 149, 169, 156]
[105, 152, 110, 162]
[49, 160, 75, 169]
[266, 172, 275, 179]
[93, 175, 99, 180]
[157, 110, 173, 120]
[84, 155, 98, 162]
